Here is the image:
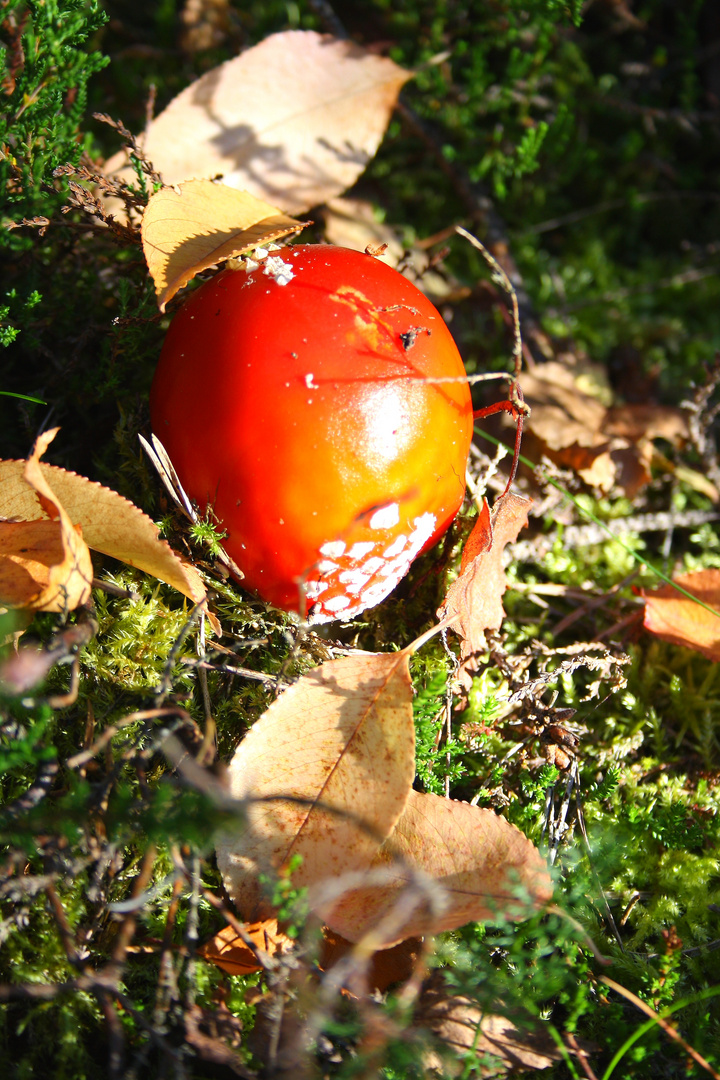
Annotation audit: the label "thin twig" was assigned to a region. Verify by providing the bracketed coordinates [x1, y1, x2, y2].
[109, 845, 157, 968]
[183, 851, 201, 1011]
[601, 976, 720, 1080]
[46, 882, 83, 967]
[574, 781, 624, 951]
[551, 570, 641, 638]
[153, 873, 184, 1029]
[455, 225, 523, 381]
[565, 1031, 600, 1080]
[548, 767, 576, 865]
[190, 659, 279, 686]
[66, 707, 199, 769]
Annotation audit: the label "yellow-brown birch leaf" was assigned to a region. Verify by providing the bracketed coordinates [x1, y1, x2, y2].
[0, 443, 211, 625]
[103, 31, 412, 215]
[0, 429, 93, 614]
[215, 650, 416, 920]
[317, 789, 552, 948]
[141, 180, 309, 309]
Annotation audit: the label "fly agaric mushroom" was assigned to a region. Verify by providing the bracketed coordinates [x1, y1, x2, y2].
[150, 244, 473, 622]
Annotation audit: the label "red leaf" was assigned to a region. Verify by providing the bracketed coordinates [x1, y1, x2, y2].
[438, 493, 531, 689]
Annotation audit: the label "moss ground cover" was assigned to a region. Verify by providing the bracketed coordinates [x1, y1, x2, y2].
[2, 1, 720, 1077]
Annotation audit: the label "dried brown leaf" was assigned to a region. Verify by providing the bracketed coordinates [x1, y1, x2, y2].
[604, 403, 690, 444]
[0, 443, 211, 624]
[319, 928, 423, 993]
[0, 429, 93, 614]
[318, 789, 552, 947]
[438, 493, 530, 690]
[142, 180, 309, 309]
[641, 569, 720, 661]
[216, 651, 416, 921]
[180, 0, 233, 54]
[198, 918, 294, 975]
[416, 972, 561, 1076]
[520, 362, 693, 497]
[103, 31, 411, 215]
[523, 361, 608, 452]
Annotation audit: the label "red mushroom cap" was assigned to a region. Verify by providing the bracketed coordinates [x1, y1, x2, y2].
[150, 244, 473, 621]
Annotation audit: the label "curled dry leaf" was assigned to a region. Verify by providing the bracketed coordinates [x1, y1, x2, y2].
[0, 433, 213, 630]
[319, 928, 423, 994]
[215, 650, 416, 921]
[416, 971, 561, 1077]
[640, 569, 720, 662]
[317, 789, 552, 948]
[438, 493, 531, 692]
[200, 920, 422, 993]
[104, 30, 411, 216]
[518, 360, 697, 497]
[0, 429, 93, 615]
[142, 180, 310, 310]
[198, 918, 295, 976]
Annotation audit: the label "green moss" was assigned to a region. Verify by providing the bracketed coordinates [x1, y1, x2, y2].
[3, 0, 720, 1075]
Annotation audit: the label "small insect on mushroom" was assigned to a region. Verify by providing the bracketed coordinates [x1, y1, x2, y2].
[150, 244, 518, 622]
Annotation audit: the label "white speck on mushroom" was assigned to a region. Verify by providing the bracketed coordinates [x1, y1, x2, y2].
[383, 534, 408, 558]
[347, 541, 375, 560]
[323, 594, 352, 613]
[409, 512, 436, 551]
[263, 256, 294, 286]
[304, 373, 318, 389]
[359, 581, 394, 606]
[317, 559, 339, 574]
[305, 580, 329, 600]
[360, 556, 385, 575]
[378, 554, 412, 579]
[369, 503, 400, 530]
[319, 540, 346, 559]
[338, 569, 371, 590]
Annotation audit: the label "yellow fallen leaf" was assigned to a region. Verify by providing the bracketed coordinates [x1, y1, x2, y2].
[0, 432, 214, 629]
[317, 789, 552, 948]
[199, 918, 422, 993]
[142, 180, 309, 310]
[0, 430, 93, 615]
[216, 650, 416, 921]
[103, 30, 412, 215]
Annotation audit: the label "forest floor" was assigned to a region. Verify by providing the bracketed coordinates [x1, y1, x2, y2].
[2, 2, 720, 1078]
